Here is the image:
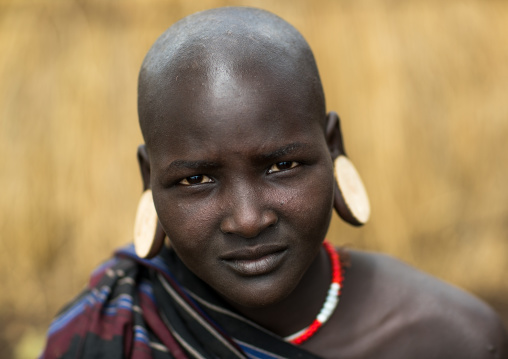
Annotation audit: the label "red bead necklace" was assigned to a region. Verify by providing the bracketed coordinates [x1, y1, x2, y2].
[284, 240, 343, 345]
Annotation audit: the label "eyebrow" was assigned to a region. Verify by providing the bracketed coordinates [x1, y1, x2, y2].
[166, 142, 307, 171]
[255, 142, 307, 162]
[168, 160, 221, 170]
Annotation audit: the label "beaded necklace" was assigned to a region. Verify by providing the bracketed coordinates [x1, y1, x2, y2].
[284, 240, 343, 345]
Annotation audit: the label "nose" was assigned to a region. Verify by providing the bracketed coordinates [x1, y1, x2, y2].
[220, 183, 278, 238]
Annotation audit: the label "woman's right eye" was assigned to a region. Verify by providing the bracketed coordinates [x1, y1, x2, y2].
[179, 175, 213, 186]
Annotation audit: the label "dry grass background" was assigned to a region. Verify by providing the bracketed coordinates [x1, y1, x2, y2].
[1, 0, 508, 357]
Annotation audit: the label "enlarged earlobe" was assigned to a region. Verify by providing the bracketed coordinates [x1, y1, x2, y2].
[133, 189, 166, 258]
[334, 156, 370, 226]
[326, 112, 371, 226]
[134, 145, 167, 258]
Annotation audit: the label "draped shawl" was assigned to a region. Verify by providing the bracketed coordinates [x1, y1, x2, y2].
[40, 245, 324, 359]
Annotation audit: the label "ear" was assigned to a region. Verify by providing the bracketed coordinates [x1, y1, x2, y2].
[137, 144, 151, 191]
[326, 112, 371, 226]
[134, 145, 167, 258]
[325, 111, 346, 159]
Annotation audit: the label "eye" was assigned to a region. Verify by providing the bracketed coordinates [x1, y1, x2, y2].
[267, 161, 299, 174]
[179, 175, 214, 186]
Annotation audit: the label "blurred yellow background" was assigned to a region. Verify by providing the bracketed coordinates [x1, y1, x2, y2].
[1, 0, 507, 357]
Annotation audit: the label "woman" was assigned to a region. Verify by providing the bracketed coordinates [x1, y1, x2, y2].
[41, 7, 508, 358]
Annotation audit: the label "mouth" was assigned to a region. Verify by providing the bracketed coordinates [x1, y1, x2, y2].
[220, 245, 288, 276]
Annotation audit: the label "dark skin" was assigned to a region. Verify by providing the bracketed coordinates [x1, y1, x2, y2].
[137, 7, 508, 359]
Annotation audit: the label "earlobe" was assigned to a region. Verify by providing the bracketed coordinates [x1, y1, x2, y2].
[333, 157, 371, 226]
[133, 189, 166, 258]
[326, 112, 371, 226]
[137, 144, 151, 191]
[134, 145, 166, 258]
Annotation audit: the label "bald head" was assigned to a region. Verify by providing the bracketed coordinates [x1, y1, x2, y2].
[138, 7, 325, 147]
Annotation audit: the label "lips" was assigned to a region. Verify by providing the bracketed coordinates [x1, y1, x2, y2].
[220, 245, 288, 276]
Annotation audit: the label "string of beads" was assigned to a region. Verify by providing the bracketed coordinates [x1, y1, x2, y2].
[284, 240, 343, 345]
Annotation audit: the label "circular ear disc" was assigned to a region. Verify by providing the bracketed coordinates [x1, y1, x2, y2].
[133, 189, 165, 258]
[334, 155, 371, 226]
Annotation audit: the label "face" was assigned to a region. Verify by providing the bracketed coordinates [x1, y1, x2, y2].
[146, 63, 335, 309]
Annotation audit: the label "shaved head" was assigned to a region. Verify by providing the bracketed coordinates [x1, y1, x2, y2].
[135, 8, 337, 311]
[138, 7, 325, 148]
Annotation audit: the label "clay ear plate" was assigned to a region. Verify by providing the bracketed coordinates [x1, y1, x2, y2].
[335, 156, 371, 224]
[133, 189, 158, 258]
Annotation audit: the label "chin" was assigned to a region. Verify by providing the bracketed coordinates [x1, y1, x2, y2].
[214, 269, 303, 310]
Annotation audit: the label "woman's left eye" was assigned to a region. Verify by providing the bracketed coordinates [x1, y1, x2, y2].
[179, 175, 213, 186]
[267, 161, 299, 174]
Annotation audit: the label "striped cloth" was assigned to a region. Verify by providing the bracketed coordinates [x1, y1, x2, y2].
[40, 244, 322, 359]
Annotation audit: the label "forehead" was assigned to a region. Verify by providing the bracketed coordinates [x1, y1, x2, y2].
[139, 8, 326, 157]
[149, 74, 324, 167]
[146, 58, 325, 161]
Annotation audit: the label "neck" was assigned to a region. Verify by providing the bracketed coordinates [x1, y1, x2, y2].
[225, 245, 331, 337]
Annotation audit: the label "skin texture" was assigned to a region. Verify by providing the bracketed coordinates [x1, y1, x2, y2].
[136, 7, 508, 358]
[138, 7, 337, 337]
[301, 250, 508, 358]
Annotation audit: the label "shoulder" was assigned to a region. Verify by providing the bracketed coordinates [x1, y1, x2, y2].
[334, 250, 508, 359]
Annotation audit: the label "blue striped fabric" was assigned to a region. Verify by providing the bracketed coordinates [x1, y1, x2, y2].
[41, 244, 322, 359]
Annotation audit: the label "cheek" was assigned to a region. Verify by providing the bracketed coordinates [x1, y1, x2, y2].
[282, 168, 335, 229]
[154, 191, 219, 255]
